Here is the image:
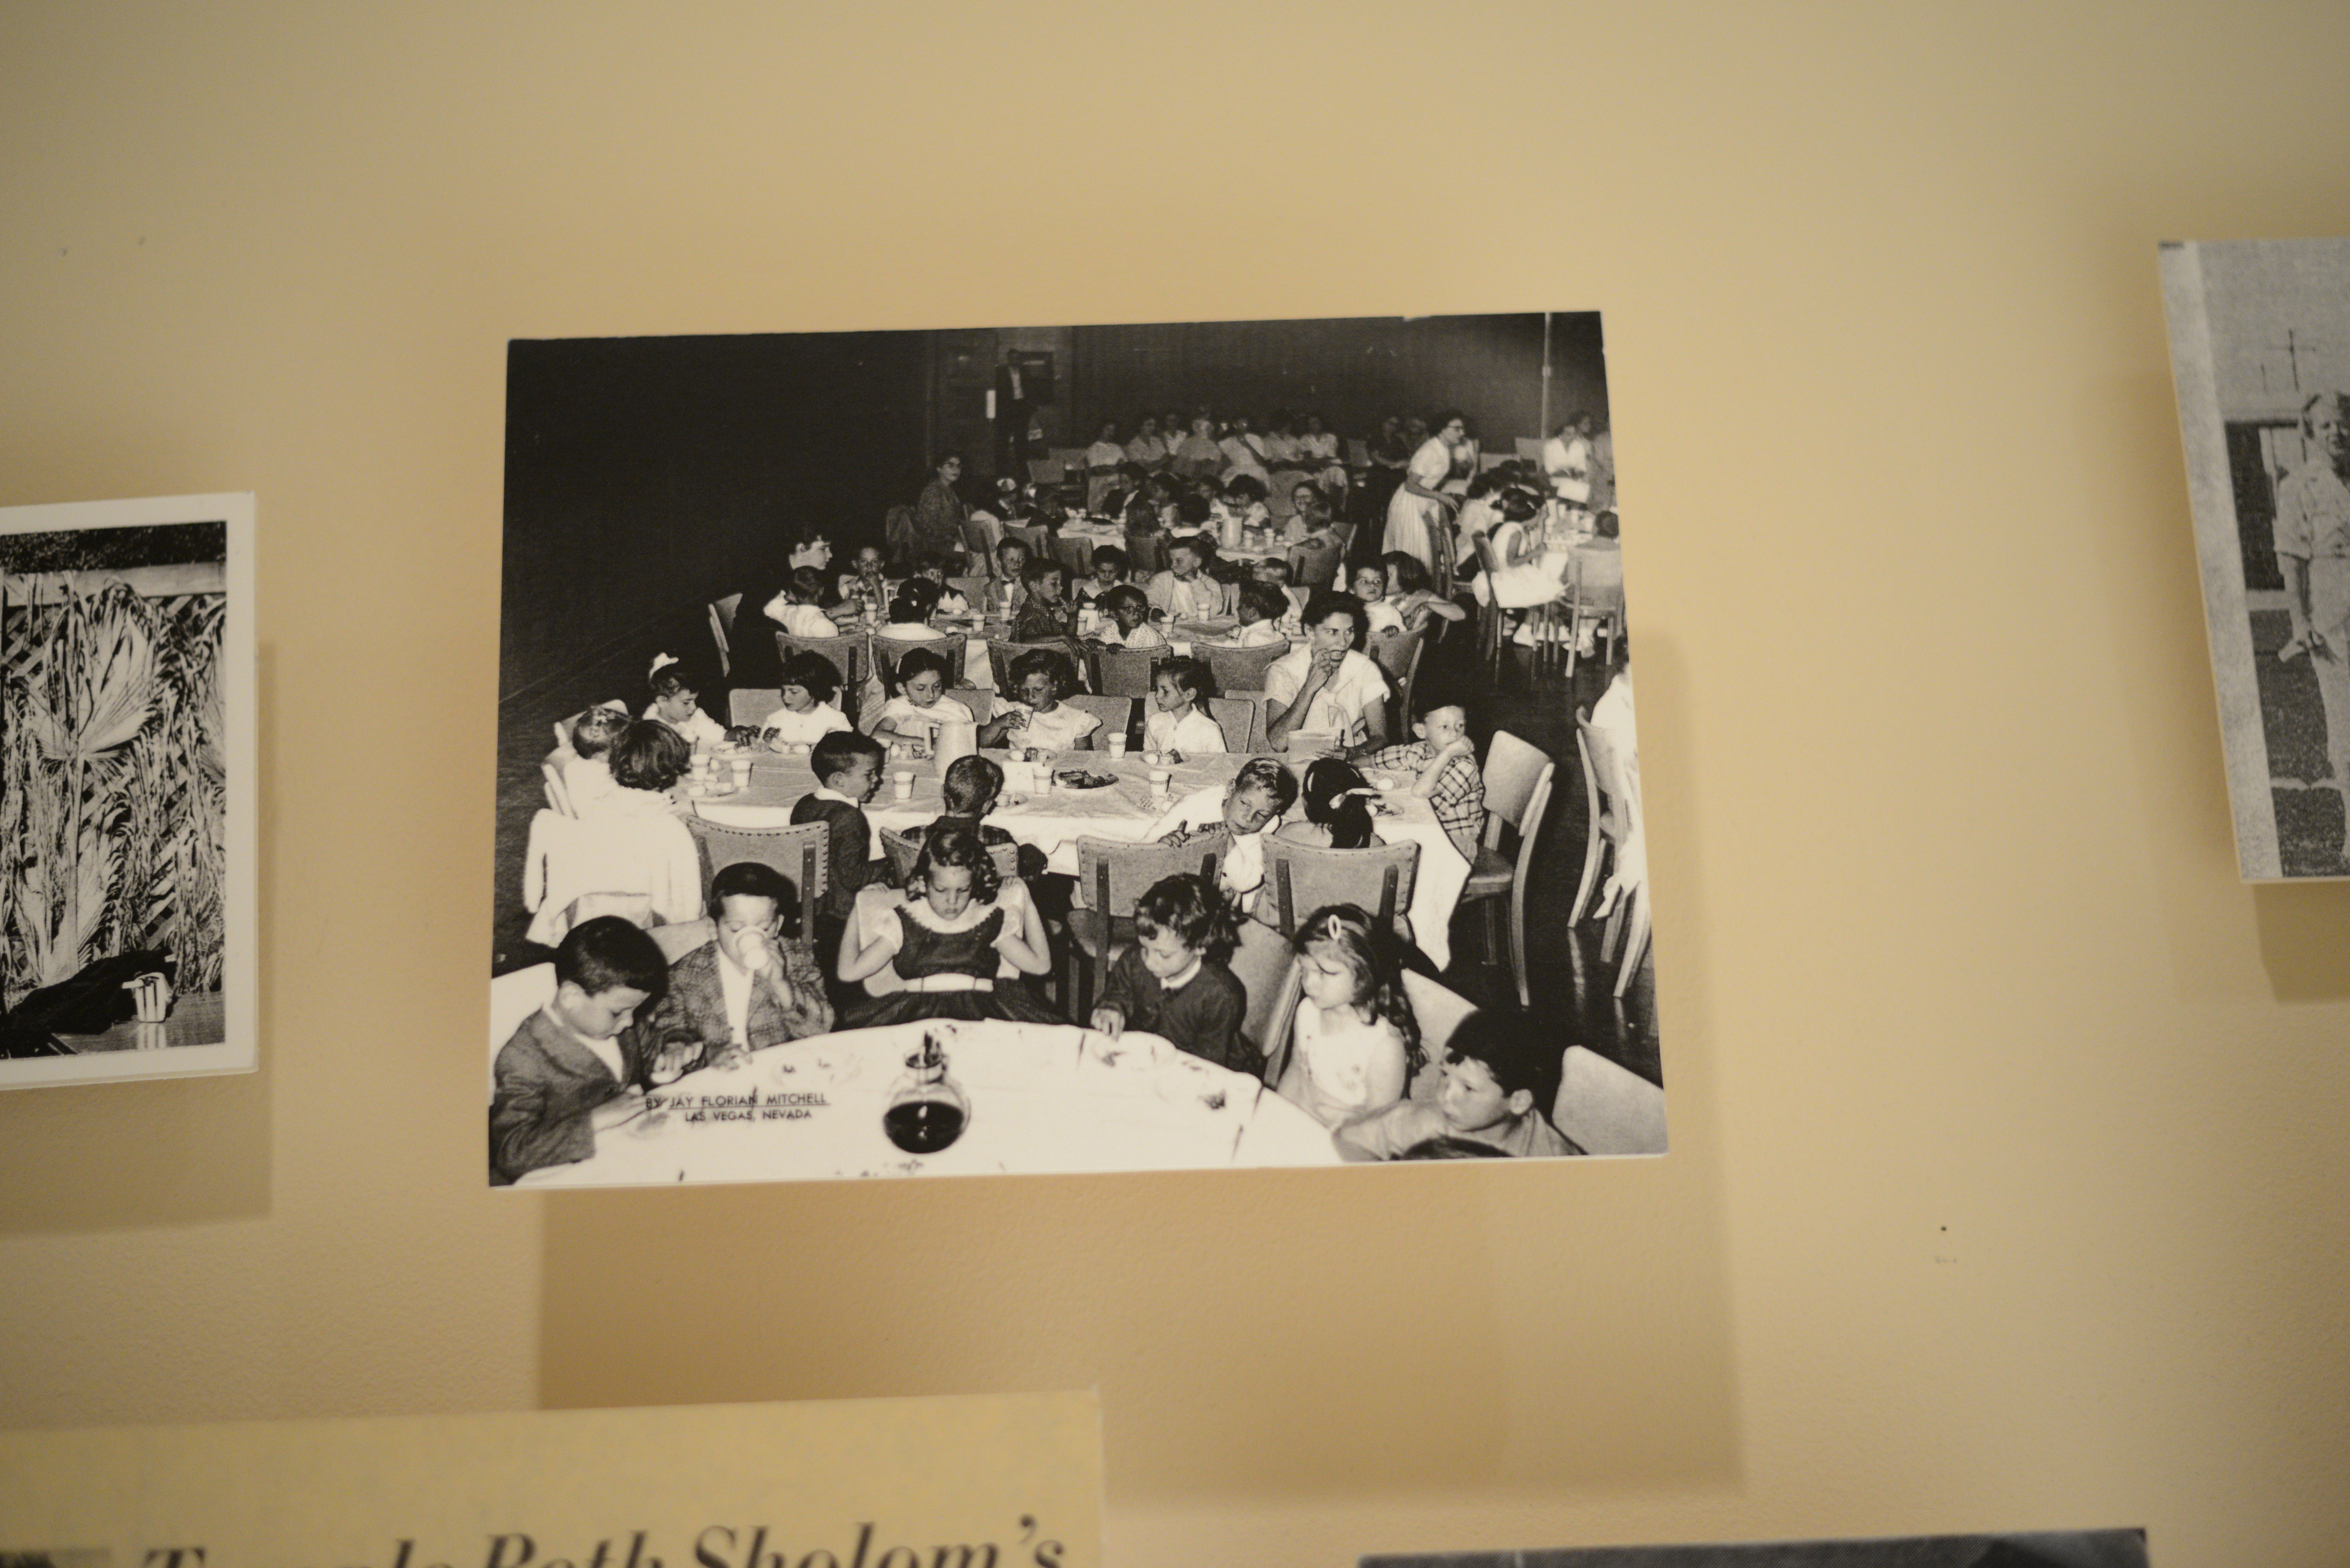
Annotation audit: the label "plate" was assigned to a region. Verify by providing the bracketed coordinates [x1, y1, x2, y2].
[684, 781, 739, 798]
[1052, 770, 1118, 790]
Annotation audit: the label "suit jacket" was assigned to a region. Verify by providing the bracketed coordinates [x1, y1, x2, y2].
[490, 1007, 656, 1185]
[630, 939, 832, 1064]
[791, 793, 883, 921]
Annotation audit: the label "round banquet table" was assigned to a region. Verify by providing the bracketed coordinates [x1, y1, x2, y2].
[685, 746, 1473, 968]
[515, 1018, 1341, 1186]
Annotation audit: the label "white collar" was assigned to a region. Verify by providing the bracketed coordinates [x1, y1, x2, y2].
[812, 786, 861, 806]
[1158, 956, 1204, 993]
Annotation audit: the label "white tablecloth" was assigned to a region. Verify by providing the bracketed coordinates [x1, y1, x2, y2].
[690, 748, 1473, 967]
[516, 1018, 1339, 1186]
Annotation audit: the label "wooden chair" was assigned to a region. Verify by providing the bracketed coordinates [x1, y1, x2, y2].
[945, 685, 995, 725]
[1470, 533, 1508, 681]
[985, 638, 1069, 693]
[870, 631, 966, 696]
[1554, 1046, 1667, 1156]
[1367, 626, 1426, 734]
[1205, 695, 1265, 755]
[1063, 693, 1133, 748]
[683, 817, 828, 939]
[879, 826, 1020, 885]
[1401, 970, 1480, 1062]
[1260, 838, 1420, 939]
[946, 574, 991, 607]
[1254, 945, 1311, 1090]
[1577, 702, 1649, 1001]
[1456, 731, 1556, 1009]
[1229, 919, 1298, 1069]
[727, 688, 780, 728]
[1053, 532, 1093, 579]
[959, 519, 999, 575]
[540, 759, 577, 818]
[1561, 544, 1626, 685]
[1288, 535, 1343, 595]
[708, 592, 743, 679]
[1124, 532, 1167, 578]
[1063, 837, 1223, 1022]
[1091, 644, 1160, 699]
[1427, 518, 1459, 599]
[775, 631, 867, 722]
[1198, 638, 1287, 697]
[1565, 720, 1608, 926]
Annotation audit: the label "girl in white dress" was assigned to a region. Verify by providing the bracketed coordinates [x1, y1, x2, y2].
[864, 647, 974, 752]
[759, 651, 854, 749]
[1144, 657, 1225, 758]
[1275, 905, 1419, 1130]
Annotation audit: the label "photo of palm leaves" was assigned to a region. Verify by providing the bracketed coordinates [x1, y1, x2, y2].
[0, 496, 254, 1085]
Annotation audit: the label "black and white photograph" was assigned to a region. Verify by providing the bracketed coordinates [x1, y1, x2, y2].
[0, 494, 257, 1087]
[2161, 237, 2350, 878]
[1363, 1532, 2149, 1568]
[489, 314, 1663, 1186]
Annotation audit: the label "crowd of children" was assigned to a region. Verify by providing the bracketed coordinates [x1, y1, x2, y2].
[500, 416, 1618, 1183]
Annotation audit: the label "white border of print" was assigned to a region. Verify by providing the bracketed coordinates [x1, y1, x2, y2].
[0, 493, 257, 1088]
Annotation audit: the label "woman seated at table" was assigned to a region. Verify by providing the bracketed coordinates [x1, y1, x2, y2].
[1146, 757, 1300, 914]
[839, 824, 1061, 1025]
[1264, 591, 1392, 752]
[1172, 414, 1225, 483]
[1123, 414, 1169, 473]
[1297, 411, 1349, 498]
[982, 648, 1099, 757]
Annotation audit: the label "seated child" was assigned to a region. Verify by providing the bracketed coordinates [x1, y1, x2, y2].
[879, 577, 946, 639]
[1272, 903, 1418, 1130]
[1089, 873, 1252, 1076]
[1250, 559, 1308, 635]
[1354, 702, 1485, 861]
[1337, 1007, 1576, 1160]
[1076, 544, 1128, 604]
[838, 823, 1060, 1025]
[560, 704, 630, 815]
[865, 646, 973, 751]
[490, 916, 679, 1185]
[1145, 656, 1225, 759]
[765, 566, 848, 638]
[1349, 564, 1408, 638]
[1092, 583, 1167, 649]
[759, 651, 854, 748]
[903, 753, 1043, 880]
[1010, 557, 1079, 644]
[1146, 757, 1299, 913]
[992, 538, 1032, 612]
[1215, 580, 1292, 648]
[642, 654, 725, 750]
[982, 647, 1099, 758]
[836, 543, 889, 607]
[626, 861, 833, 1071]
[1381, 551, 1468, 633]
[1277, 757, 1383, 849]
[1145, 535, 1226, 623]
[914, 553, 971, 616]
[1209, 474, 1271, 536]
[790, 729, 889, 988]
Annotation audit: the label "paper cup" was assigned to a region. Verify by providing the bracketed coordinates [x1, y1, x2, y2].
[1107, 735, 1128, 758]
[1148, 768, 1172, 795]
[891, 770, 916, 801]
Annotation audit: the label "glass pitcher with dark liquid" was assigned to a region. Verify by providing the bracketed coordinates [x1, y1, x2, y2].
[883, 1030, 969, 1154]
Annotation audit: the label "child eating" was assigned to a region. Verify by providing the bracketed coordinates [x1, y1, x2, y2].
[489, 916, 681, 1185]
[1145, 656, 1224, 759]
[1077, 545, 1128, 603]
[1091, 584, 1167, 650]
[1336, 1007, 1575, 1159]
[1272, 903, 1418, 1130]
[1011, 557, 1079, 644]
[1088, 873, 1252, 1075]
[757, 651, 853, 750]
[981, 647, 1099, 758]
[643, 654, 725, 750]
[864, 646, 973, 752]
[764, 566, 845, 638]
[1146, 757, 1299, 913]
[1355, 702, 1485, 860]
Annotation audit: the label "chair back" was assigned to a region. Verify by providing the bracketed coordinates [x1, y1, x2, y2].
[1063, 693, 1133, 748]
[774, 632, 867, 708]
[1367, 627, 1425, 728]
[487, 963, 558, 1098]
[1288, 536, 1342, 594]
[1073, 836, 1224, 921]
[708, 593, 742, 679]
[727, 688, 780, 728]
[1254, 947, 1309, 1088]
[1198, 638, 1287, 696]
[883, 504, 917, 564]
[1470, 533, 1508, 675]
[986, 638, 1066, 693]
[540, 760, 577, 818]
[1262, 838, 1421, 937]
[881, 825, 1019, 885]
[1427, 521, 1458, 598]
[1346, 437, 1371, 467]
[946, 574, 991, 606]
[648, 917, 716, 965]
[1204, 695, 1264, 755]
[960, 520, 999, 573]
[1123, 532, 1167, 577]
[870, 631, 966, 697]
[1002, 522, 1050, 561]
[1554, 1046, 1667, 1156]
[945, 685, 995, 725]
[683, 817, 829, 937]
[1401, 970, 1479, 1061]
[1054, 532, 1092, 579]
[1228, 921, 1298, 1071]
[1092, 644, 1160, 698]
[1481, 730, 1557, 845]
[1571, 542, 1626, 608]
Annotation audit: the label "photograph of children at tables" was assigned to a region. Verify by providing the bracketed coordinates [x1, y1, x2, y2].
[489, 312, 1664, 1186]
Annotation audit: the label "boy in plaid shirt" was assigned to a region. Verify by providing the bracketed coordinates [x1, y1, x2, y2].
[1355, 703, 1485, 860]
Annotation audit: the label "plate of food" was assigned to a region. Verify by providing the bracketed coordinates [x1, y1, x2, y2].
[1052, 769, 1119, 791]
[683, 780, 740, 799]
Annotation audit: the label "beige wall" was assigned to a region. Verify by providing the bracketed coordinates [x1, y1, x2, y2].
[3, 5, 2347, 1564]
